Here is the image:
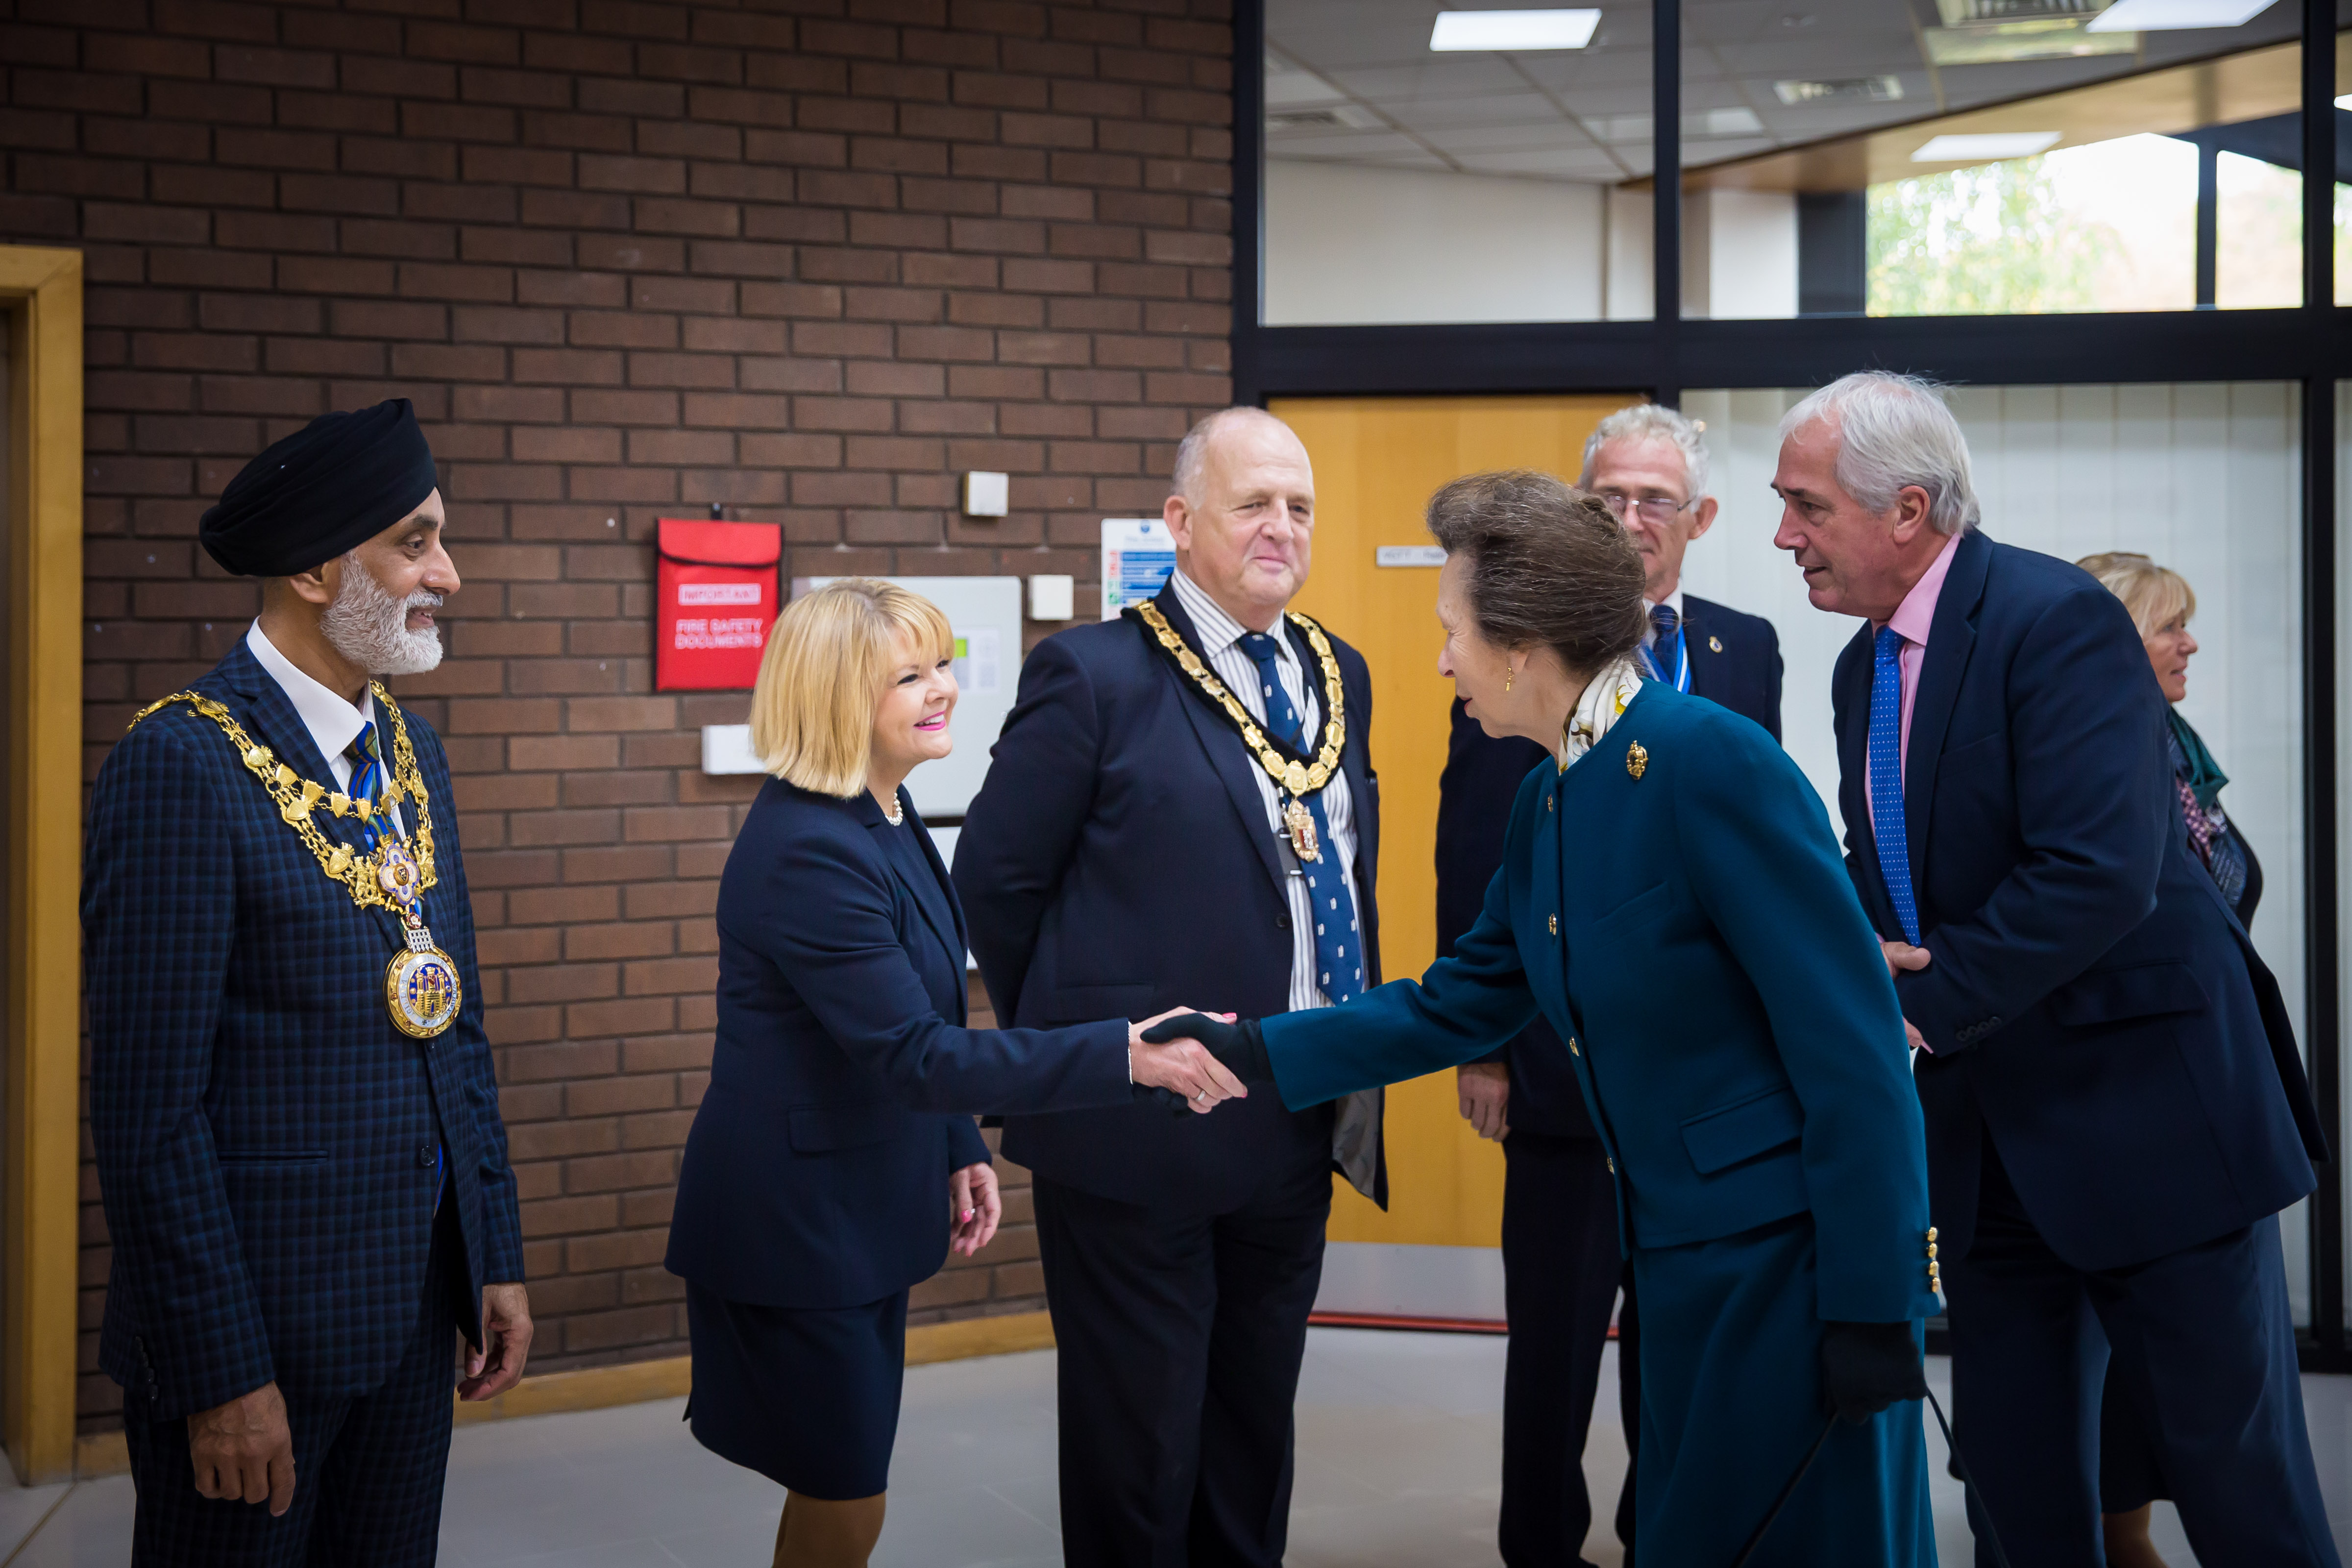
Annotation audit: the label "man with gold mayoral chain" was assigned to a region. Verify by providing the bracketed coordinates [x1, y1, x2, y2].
[85, 399, 530, 1567]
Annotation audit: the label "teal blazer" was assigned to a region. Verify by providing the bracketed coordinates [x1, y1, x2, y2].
[1263, 683, 1938, 1323]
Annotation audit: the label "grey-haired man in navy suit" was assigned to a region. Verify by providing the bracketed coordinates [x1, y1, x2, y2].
[1440, 402, 1781, 1568]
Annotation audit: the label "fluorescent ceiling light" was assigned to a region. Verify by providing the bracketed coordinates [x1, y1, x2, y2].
[2085, 0, 2279, 29]
[1912, 131, 2062, 160]
[1430, 9, 1602, 50]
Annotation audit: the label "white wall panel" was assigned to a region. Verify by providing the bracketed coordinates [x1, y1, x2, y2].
[1262, 160, 1608, 326]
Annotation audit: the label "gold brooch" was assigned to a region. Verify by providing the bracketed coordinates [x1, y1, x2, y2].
[1626, 742, 1648, 779]
[1708, 635, 1723, 653]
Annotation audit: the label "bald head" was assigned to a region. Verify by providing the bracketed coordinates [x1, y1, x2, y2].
[1163, 408, 1315, 632]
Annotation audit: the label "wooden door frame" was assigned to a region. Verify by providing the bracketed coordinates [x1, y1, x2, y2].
[1, 246, 83, 1485]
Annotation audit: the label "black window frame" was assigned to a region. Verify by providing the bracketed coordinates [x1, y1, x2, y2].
[1232, 0, 2348, 1367]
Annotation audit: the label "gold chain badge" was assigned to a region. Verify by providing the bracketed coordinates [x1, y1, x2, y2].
[1135, 600, 1347, 798]
[128, 684, 440, 909]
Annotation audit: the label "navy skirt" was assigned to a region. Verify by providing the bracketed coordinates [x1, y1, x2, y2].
[685, 1282, 909, 1499]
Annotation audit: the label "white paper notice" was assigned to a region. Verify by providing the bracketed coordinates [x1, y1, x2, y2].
[953, 627, 1001, 695]
[1101, 517, 1176, 620]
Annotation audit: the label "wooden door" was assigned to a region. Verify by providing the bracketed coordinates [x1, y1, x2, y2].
[1275, 394, 1634, 1252]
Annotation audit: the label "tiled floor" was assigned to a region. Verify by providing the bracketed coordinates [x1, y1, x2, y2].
[6, 1329, 2342, 1566]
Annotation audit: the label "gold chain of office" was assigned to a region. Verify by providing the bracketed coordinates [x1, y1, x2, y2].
[1134, 600, 1347, 798]
[127, 686, 441, 911]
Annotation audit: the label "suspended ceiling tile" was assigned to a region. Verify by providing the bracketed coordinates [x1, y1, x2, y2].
[1456, 145, 1632, 176]
[1423, 121, 1606, 152]
[1385, 91, 1575, 129]
[1263, 129, 1436, 158]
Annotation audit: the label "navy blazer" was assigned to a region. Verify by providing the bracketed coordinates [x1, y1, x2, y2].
[666, 778, 1137, 1308]
[1441, 592, 1785, 1136]
[955, 583, 1387, 1213]
[85, 642, 523, 1420]
[1833, 530, 2326, 1272]
[1678, 592, 1785, 744]
[1267, 684, 1938, 1323]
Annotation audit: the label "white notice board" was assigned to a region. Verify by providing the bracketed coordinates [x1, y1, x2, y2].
[792, 575, 1023, 817]
[1101, 517, 1176, 620]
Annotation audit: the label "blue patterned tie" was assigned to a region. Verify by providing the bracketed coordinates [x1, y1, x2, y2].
[1641, 603, 1689, 691]
[347, 721, 389, 850]
[1238, 631, 1363, 1004]
[1869, 626, 1921, 944]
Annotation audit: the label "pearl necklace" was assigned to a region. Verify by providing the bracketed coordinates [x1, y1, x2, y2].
[880, 794, 904, 826]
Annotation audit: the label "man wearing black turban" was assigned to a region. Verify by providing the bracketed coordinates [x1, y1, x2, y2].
[84, 400, 531, 1565]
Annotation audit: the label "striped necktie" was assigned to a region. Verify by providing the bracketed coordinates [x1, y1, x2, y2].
[1641, 603, 1689, 692]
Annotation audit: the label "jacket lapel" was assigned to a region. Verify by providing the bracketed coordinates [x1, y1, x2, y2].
[863, 795, 962, 995]
[1150, 586, 1290, 900]
[211, 641, 402, 942]
[1900, 531, 1989, 908]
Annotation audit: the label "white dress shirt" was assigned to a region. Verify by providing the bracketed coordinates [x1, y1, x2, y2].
[1167, 570, 1360, 1011]
[246, 621, 407, 835]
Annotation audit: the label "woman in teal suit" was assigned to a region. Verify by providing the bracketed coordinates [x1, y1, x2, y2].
[1157, 472, 1939, 1566]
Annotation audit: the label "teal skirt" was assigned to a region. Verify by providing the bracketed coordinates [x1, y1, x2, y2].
[1632, 1212, 1935, 1567]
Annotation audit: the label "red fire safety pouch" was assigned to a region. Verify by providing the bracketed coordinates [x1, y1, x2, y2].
[655, 518, 782, 691]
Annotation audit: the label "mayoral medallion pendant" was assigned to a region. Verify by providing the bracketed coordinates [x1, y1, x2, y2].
[1282, 796, 1321, 863]
[377, 843, 461, 1039]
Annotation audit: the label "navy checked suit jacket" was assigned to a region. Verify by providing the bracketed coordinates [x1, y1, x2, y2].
[1831, 530, 2326, 1271]
[86, 641, 524, 1420]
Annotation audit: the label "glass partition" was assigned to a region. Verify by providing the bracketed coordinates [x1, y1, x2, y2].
[1261, 0, 1656, 323]
[1682, 0, 2303, 317]
[1686, 382, 2311, 1320]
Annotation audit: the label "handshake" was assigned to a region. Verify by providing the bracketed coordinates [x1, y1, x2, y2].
[1126, 1009, 1274, 1115]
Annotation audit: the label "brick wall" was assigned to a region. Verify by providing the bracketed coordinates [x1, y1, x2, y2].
[0, 0, 1234, 1431]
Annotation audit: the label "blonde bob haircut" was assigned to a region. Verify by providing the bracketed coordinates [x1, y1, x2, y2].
[2077, 551, 2196, 640]
[751, 578, 954, 798]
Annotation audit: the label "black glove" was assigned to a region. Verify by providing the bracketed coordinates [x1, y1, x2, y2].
[1138, 1012, 1273, 1084]
[1820, 1320, 1926, 1425]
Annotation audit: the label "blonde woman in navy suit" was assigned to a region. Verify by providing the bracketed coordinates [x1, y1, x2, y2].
[665, 579, 1245, 1568]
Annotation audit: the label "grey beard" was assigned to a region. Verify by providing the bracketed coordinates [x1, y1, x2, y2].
[320, 553, 444, 677]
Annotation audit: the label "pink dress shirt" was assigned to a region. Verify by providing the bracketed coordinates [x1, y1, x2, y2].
[1864, 532, 1961, 838]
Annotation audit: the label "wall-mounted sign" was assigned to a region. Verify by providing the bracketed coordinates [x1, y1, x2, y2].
[656, 518, 782, 691]
[1375, 545, 1447, 567]
[1101, 517, 1176, 619]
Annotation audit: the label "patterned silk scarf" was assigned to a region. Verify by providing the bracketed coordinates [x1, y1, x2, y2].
[1556, 657, 1647, 774]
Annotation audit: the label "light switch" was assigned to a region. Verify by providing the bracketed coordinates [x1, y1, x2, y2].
[1028, 574, 1075, 621]
[963, 471, 1010, 517]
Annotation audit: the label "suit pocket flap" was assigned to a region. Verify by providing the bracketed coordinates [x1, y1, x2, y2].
[2049, 961, 2209, 1027]
[787, 1100, 905, 1154]
[1043, 982, 1154, 1024]
[1680, 1086, 1804, 1176]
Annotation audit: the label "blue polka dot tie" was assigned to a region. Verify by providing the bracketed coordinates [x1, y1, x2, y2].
[1239, 631, 1363, 1004]
[1869, 625, 1921, 945]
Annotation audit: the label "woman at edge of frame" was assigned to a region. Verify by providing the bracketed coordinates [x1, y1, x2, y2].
[1154, 471, 1940, 1566]
[665, 578, 1247, 1568]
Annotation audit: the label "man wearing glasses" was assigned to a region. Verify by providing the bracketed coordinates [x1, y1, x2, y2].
[1436, 401, 1781, 1568]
